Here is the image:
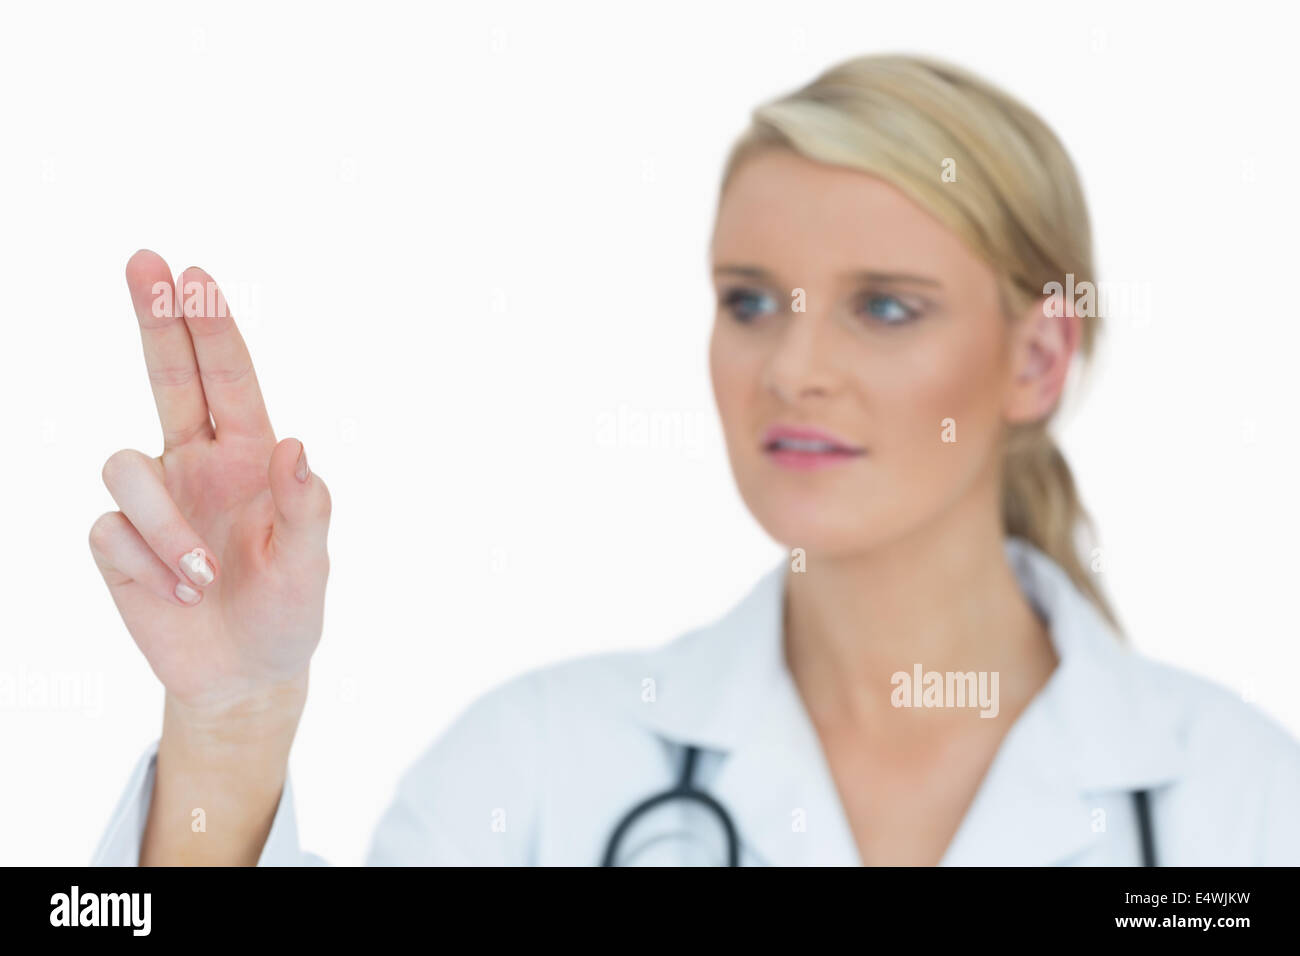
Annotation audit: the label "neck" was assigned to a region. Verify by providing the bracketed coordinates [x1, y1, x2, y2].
[783, 487, 1056, 731]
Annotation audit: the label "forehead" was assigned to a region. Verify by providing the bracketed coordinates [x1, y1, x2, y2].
[710, 149, 978, 283]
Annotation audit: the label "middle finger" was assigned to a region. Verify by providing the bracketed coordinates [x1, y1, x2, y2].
[177, 265, 275, 442]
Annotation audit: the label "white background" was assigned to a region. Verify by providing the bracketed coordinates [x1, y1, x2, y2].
[2, 0, 1297, 865]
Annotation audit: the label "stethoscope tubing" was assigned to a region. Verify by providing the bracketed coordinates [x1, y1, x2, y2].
[603, 745, 1156, 867]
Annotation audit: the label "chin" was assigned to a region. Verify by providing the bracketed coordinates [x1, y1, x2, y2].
[740, 487, 894, 558]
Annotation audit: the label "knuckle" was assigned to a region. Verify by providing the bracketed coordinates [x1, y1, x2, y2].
[199, 361, 254, 385]
[316, 480, 332, 518]
[100, 448, 143, 487]
[87, 511, 122, 554]
[308, 476, 332, 521]
[162, 418, 211, 447]
[148, 364, 198, 388]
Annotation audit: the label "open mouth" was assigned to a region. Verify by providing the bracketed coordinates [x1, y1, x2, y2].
[763, 436, 862, 456]
[761, 425, 866, 468]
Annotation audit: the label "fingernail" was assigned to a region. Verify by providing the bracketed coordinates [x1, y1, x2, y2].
[175, 581, 201, 605]
[179, 547, 215, 587]
[295, 441, 310, 482]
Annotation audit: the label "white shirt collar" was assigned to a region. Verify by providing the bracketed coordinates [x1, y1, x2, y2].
[632, 537, 1191, 865]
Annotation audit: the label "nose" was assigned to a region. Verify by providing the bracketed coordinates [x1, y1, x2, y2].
[760, 308, 843, 404]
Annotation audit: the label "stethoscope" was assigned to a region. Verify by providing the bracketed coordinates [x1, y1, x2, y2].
[602, 744, 1158, 866]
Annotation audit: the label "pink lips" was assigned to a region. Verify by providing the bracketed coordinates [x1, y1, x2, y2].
[761, 424, 866, 471]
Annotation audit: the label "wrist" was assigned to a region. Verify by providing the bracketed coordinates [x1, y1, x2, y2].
[162, 670, 309, 757]
[146, 676, 307, 867]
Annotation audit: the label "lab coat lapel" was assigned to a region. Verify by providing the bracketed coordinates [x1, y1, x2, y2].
[635, 561, 862, 865]
[707, 656, 865, 866]
[940, 539, 1188, 865]
[935, 667, 1103, 866]
[633, 539, 1191, 866]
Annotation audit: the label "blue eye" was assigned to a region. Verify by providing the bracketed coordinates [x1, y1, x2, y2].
[861, 294, 919, 325]
[721, 288, 776, 323]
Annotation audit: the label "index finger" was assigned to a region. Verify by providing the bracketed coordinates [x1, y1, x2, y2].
[177, 265, 275, 442]
[125, 249, 214, 449]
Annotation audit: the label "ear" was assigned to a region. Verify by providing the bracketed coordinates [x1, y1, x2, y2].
[1003, 292, 1083, 425]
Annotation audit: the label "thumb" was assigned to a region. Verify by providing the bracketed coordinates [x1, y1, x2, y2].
[268, 437, 331, 560]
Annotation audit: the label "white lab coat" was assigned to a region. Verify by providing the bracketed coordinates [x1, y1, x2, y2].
[92, 538, 1300, 865]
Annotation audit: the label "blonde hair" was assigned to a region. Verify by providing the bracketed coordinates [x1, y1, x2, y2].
[719, 53, 1120, 632]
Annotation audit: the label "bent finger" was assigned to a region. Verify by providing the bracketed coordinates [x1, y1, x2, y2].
[268, 437, 332, 561]
[100, 448, 220, 590]
[88, 510, 203, 606]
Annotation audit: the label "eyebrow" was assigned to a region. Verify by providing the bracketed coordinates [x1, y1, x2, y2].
[712, 265, 943, 288]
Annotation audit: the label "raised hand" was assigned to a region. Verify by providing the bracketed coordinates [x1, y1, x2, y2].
[89, 249, 331, 714]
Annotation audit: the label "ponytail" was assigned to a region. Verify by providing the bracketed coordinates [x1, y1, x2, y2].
[1002, 425, 1121, 634]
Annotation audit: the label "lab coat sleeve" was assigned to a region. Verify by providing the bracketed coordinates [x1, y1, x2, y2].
[364, 668, 547, 865]
[1261, 732, 1300, 865]
[90, 737, 324, 866]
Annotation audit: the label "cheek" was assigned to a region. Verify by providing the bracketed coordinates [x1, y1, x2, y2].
[861, 318, 1008, 479]
[709, 320, 761, 440]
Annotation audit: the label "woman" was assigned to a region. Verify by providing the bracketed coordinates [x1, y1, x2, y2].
[89, 54, 1299, 866]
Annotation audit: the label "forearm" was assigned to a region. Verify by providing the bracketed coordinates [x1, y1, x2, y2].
[140, 674, 309, 866]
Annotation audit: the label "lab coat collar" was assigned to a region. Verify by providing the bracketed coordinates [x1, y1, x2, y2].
[635, 537, 1189, 865]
